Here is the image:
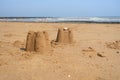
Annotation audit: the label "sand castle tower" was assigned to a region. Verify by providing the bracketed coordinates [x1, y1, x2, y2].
[26, 31, 51, 53]
[56, 27, 74, 44]
[26, 31, 36, 52]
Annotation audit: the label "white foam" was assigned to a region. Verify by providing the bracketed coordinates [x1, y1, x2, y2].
[0, 17, 120, 22]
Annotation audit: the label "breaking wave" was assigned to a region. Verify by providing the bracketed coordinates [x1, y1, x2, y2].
[0, 17, 120, 23]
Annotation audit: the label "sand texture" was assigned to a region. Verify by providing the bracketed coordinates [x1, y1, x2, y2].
[0, 22, 120, 80]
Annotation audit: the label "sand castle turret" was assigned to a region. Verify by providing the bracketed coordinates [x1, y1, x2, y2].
[26, 31, 51, 53]
[56, 27, 74, 44]
[26, 31, 36, 52]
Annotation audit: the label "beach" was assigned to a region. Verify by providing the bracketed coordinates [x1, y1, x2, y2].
[0, 22, 120, 80]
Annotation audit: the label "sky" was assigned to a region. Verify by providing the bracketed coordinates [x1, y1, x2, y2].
[0, 0, 120, 17]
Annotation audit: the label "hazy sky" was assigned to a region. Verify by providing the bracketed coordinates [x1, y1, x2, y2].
[0, 0, 120, 17]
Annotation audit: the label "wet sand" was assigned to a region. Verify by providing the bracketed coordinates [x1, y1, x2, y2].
[0, 22, 120, 80]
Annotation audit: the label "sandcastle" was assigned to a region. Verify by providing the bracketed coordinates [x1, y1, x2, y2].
[26, 28, 74, 52]
[56, 27, 74, 44]
[26, 31, 51, 53]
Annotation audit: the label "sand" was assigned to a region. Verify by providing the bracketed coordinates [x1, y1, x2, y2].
[0, 22, 120, 80]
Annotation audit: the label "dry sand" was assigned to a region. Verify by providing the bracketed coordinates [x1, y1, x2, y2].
[0, 22, 120, 80]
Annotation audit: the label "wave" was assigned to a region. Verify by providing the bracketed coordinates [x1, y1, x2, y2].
[0, 17, 120, 23]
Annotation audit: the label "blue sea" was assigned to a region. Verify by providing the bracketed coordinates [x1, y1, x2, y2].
[0, 17, 120, 23]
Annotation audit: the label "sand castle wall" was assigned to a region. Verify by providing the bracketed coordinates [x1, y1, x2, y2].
[56, 28, 74, 44]
[26, 31, 51, 53]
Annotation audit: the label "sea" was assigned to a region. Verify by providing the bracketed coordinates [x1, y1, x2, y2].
[0, 16, 120, 23]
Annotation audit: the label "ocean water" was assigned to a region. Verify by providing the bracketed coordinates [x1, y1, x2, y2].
[0, 17, 120, 23]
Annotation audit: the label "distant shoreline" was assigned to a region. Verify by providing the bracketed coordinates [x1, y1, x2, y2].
[0, 21, 120, 24]
[0, 17, 120, 23]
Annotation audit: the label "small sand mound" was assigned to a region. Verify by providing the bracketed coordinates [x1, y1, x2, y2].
[20, 52, 33, 60]
[82, 47, 97, 57]
[82, 47, 95, 52]
[26, 31, 51, 53]
[55, 27, 74, 44]
[0, 60, 7, 66]
[0, 41, 11, 47]
[106, 40, 120, 49]
[13, 40, 24, 48]
[4, 33, 14, 37]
